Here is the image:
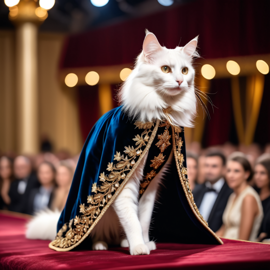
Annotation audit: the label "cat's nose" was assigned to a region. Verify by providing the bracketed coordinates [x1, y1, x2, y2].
[176, 80, 183, 86]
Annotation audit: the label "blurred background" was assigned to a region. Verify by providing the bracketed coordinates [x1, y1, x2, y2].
[1, 0, 270, 242]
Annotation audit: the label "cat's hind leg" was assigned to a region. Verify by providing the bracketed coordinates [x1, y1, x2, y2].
[92, 241, 108, 250]
[90, 206, 121, 251]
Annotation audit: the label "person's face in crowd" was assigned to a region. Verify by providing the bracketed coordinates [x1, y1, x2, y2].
[14, 156, 31, 179]
[0, 157, 12, 180]
[254, 164, 270, 190]
[56, 166, 72, 188]
[187, 157, 197, 183]
[226, 160, 250, 190]
[204, 156, 225, 184]
[38, 163, 55, 187]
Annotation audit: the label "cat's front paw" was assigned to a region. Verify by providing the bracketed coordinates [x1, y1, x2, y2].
[130, 243, 150, 255]
[146, 241, 156, 251]
[92, 241, 108, 250]
[120, 239, 129, 248]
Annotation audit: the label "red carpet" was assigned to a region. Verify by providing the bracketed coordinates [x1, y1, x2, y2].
[0, 211, 270, 270]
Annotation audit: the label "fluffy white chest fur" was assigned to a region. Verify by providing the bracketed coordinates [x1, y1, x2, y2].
[26, 31, 199, 255]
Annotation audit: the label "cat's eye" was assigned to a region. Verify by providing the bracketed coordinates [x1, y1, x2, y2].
[182, 67, 189, 75]
[161, 66, 172, 73]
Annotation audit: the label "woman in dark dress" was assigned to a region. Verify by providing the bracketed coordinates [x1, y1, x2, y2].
[254, 154, 270, 241]
[0, 156, 14, 210]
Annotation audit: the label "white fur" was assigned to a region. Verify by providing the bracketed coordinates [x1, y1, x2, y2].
[25, 208, 60, 240]
[120, 32, 198, 127]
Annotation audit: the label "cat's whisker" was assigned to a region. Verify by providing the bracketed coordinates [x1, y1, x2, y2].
[195, 92, 211, 119]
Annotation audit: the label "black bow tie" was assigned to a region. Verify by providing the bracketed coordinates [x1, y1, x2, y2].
[205, 187, 217, 193]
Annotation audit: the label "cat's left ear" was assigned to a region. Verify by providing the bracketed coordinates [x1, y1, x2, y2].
[143, 31, 163, 62]
[183, 36, 198, 57]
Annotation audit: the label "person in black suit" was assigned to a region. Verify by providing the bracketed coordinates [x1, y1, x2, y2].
[26, 161, 56, 215]
[8, 156, 40, 213]
[193, 150, 233, 232]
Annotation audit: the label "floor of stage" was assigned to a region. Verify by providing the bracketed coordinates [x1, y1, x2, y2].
[0, 211, 270, 270]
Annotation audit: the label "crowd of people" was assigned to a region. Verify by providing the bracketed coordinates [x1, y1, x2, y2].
[0, 152, 75, 215]
[0, 141, 270, 243]
[186, 142, 270, 243]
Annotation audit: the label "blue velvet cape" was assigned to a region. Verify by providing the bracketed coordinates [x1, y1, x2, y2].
[49, 106, 222, 251]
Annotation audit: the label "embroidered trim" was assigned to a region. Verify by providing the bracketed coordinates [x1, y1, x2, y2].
[139, 121, 172, 195]
[172, 126, 223, 245]
[49, 120, 160, 251]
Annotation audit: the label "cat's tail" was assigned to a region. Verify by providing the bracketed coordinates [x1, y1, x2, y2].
[25, 208, 61, 241]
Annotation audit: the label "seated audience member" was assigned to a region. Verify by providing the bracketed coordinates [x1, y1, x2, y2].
[50, 162, 73, 211]
[9, 156, 39, 213]
[216, 153, 263, 241]
[26, 162, 56, 215]
[186, 152, 198, 191]
[193, 150, 233, 232]
[254, 154, 270, 241]
[0, 156, 14, 210]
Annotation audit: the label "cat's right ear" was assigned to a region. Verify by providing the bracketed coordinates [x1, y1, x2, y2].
[143, 31, 162, 63]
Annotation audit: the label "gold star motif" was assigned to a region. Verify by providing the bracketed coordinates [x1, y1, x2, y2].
[91, 183, 97, 193]
[145, 170, 157, 180]
[150, 153, 166, 170]
[156, 129, 171, 152]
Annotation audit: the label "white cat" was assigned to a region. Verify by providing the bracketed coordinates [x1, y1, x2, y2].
[26, 31, 198, 256]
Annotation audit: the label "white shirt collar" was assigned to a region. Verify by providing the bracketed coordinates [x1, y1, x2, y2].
[205, 178, 224, 193]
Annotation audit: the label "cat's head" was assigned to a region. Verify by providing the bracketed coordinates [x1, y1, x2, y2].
[119, 31, 199, 127]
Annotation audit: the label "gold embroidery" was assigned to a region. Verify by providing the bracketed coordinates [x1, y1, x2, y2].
[91, 183, 97, 193]
[139, 121, 171, 195]
[145, 170, 157, 180]
[173, 127, 208, 225]
[150, 153, 166, 170]
[156, 129, 171, 153]
[51, 120, 155, 249]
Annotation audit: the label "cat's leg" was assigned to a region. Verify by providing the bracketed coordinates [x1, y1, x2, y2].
[113, 153, 150, 255]
[139, 151, 173, 251]
[92, 241, 108, 250]
[90, 206, 121, 250]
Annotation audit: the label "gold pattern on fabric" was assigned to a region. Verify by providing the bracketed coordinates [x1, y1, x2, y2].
[139, 121, 171, 195]
[173, 130, 206, 224]
[50, 120, 158, 250]
[172, 126, 223, 245]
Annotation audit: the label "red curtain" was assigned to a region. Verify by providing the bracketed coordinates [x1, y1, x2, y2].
[254, 73, 270, 146]
[77, 85, 100, 140]
[59, 0, 270, 69]
[202, 78, 235, 147]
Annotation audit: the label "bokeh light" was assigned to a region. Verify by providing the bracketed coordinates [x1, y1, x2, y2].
[120, 68, 132, 81]
[226, 60, 240, 75]
[256, 60, 269, 75]
[35, 7, 47, 18]
[85, 71, 100, 86]
[157, 0, 174, 6]
[39, 0, 55, 10]
[65, 73, 78, 87]
[4, 0, 20, 7]
[9, 6, 19, 17]
[91, 0, 109, 7]
[201, 64, 216, 80]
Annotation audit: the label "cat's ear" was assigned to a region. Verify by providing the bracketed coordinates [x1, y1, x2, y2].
[143, 31, 162, 62]
[183, 36, 199, 57]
